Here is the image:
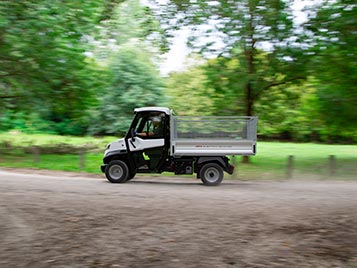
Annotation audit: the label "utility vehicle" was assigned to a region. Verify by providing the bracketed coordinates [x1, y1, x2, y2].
[101, 107, 257, 186]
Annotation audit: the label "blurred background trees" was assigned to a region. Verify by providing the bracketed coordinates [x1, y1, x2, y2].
[304, 0, 357, 137]
[0, 0, 355, 142]
[157, 0, 308, 117]
[0, 0, 110, 134]
[88, 45, 165, 135]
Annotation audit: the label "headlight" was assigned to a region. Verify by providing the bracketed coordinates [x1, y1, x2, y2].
[106, 144, 111, 149]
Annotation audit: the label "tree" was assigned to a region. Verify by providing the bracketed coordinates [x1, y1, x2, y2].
[154, 0, 309, 161]
[0, 1, 113, 134]
[304, 0, 357, 132]
[91, 0, 168, 63]
[87, 0, 167, 135]
[155, 0, 307, 117]
[166, 65, 213, 116]
[89, 45, 165, 135]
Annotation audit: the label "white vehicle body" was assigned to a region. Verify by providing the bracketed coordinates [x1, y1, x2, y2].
[101, 107, 258, 186]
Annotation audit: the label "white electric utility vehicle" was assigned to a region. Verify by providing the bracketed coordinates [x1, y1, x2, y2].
[101, 107, 257, 186]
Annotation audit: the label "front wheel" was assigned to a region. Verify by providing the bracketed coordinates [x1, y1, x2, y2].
[199, 163, 224, 186]
[126, 172, 136, 181]
[105, 160, 129, 183]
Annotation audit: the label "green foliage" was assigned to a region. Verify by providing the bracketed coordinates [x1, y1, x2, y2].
[0, 110, 95, 135]
[156, 0, 307, 119]
[166, 66, 213, 115]
[0, 111, 53, 134]
[0, 131, 115, 148]
[304, 0, 357, 130]
[85, 0, 167, 135]
[165, 61, 356, 143]
[0, 0, 354, 143]
[203, 56, 246, 115]
[256, 79, 317, 141]
[160, 0, 355, 142]
[92, 0, 168, 62]
[0, 0, 109, 134]
[89, 45, 165, 135]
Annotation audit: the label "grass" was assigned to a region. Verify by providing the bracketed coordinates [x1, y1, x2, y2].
[0, 131, 356, 180]
[231, 142, 357, 180]
[0, 131, 115, 148]
[0, 153, 103, 174]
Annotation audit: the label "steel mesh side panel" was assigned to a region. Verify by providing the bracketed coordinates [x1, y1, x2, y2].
[173, 116, 257, 140]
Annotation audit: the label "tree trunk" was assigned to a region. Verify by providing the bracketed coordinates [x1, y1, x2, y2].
[242, 8, 256, 164]
[242, 82, 254, 164]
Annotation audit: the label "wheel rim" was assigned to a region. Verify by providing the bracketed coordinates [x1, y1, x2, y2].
[204, 167, 220, 183]
[109, 165, 124, 180]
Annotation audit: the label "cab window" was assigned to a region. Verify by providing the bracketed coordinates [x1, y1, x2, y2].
[133, 112, 165, 139]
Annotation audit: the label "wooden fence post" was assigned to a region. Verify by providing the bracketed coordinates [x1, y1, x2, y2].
[232, 156, 237, 178]
[79, 150, 86, 171]
[328, 155, 336, 176]
[286, 155, 294, 179]
[33, 146, 40, 164]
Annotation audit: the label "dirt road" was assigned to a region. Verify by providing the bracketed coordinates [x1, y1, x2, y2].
[1, 169, 357, 268]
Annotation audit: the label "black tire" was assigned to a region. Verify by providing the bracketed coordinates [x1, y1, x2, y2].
[126, 172, 136, 181]
[105, 160, 129, 183]
[199, 163, 224, 186]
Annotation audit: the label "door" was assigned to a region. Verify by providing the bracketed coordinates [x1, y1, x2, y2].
[128, 111, 167, 169]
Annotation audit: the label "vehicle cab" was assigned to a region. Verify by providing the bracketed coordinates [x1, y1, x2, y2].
[101, 107, 172, 182]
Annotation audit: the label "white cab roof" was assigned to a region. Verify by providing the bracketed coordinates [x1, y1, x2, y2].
[134, 107, 172, 115]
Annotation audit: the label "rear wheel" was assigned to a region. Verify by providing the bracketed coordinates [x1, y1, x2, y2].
[105, 160, 129, 183]
[199, 163, 224, 186]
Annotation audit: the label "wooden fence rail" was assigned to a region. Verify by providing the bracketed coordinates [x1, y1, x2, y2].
[26, 150, 340, 177]
[29, 148, 103, 171]
[285, 154, 337, 179]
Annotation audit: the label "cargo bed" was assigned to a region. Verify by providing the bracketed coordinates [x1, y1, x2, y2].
[170, 116, 258, 157]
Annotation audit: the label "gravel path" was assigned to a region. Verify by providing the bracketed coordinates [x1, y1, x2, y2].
[1, 169, 357, 268]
